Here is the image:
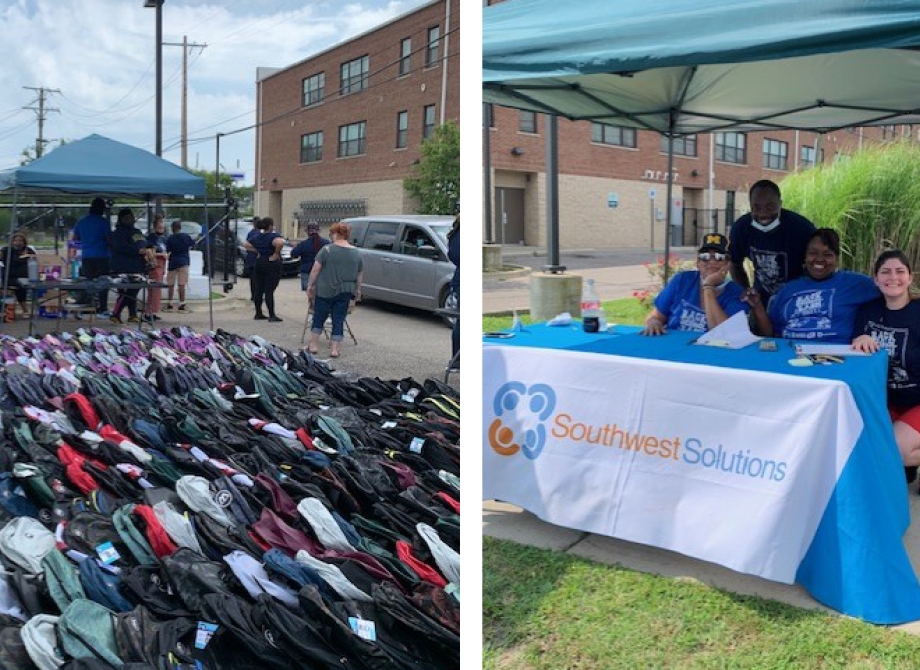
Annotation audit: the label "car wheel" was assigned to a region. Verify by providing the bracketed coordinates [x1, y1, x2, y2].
[234, 255, 248, 277]
[440, 288, 458, 328]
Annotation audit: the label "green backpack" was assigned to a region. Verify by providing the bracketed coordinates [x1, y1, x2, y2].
[58, 598, 123, 668]
[41, 549, 86, 613]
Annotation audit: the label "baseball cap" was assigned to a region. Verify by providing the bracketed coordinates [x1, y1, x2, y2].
[307, 221, 320, 233]
[698, 233, 729, 254]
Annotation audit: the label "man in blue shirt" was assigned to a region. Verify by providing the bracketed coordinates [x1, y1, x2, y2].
[72, 197, 112, 314]
[165, 220, 196, 312]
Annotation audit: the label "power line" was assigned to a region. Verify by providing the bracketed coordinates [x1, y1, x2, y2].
[22, 87, 60, 158]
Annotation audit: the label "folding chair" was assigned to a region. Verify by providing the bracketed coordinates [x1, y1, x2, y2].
[300, 307, 357, 346]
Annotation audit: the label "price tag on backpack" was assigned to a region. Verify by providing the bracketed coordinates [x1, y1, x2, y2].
[348, 616, 377, 642]
[96, 541, 121, 565]
[409, 437, 425, 454]
[195, 622, 219, 649]
[381, 421, 397, 429]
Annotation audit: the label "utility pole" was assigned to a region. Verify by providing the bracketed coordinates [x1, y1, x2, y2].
[163, 36, 207, 168]
[23, 86, 60, 158]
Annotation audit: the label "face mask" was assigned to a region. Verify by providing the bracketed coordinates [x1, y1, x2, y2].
[750, 216, 780, 233]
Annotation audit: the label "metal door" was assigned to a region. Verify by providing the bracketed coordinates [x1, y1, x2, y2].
[496, 187, 525, 244]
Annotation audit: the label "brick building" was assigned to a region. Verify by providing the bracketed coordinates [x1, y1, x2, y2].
[486, 108, 911, 250]
[255, 0, 459, 240]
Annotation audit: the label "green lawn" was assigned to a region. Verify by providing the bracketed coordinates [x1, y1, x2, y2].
[483, 297, 647, 332]
[484, 538, 920, 669]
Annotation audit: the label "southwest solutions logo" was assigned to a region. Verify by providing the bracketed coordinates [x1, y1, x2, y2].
[488, 380, 787, 482]
[488, 382, 556, 459]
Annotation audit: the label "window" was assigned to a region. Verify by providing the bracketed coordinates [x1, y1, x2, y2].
[715, 132, 746, 164]
[590, 122, 636, 148]
[302, 72, 324, 106]
[762, 138, 788, 170]
[426, 26, 440, 67]
[882, 124, 898, 140]
[423, 104, 436, 139]
[519, 110, 537, 134]
[400, 226, 435, 255]
[396, 111, 408, 149]
[300, 131, 323, 163]
[660, 134, 697, 157]
[399, 38, 411, 76]
[338, 121, 366, 157]
[340, 55, 369, 95]
[800, 145, 815, 168]
[362, 221, 400, 251]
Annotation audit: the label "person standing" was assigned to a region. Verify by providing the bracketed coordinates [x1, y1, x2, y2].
[290, 221, 329, 291]
[72, 196, 112, 314]
[245, 217, 284, 322]
[164, 220, 195, 312]
[109, 209, 149, 324]
[447, 215, 460, 364]
[852, 250, 920, 487]
[305, 222, 363, 358]
[0, 232, 37, 316]
[729, 179, 815, 305]
[144, 214, 168, 321]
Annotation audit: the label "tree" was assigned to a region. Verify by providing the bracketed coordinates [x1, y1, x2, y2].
[20, 139, 68, 165]
[403, 120, 459, 214]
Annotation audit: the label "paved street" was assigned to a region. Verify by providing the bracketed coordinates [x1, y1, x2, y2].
[2, 275, 458, 386]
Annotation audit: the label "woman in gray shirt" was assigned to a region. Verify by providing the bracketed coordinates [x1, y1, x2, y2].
[305, 221, 363, 358]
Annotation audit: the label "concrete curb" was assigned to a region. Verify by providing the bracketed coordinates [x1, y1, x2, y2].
[482, 265, 531, 281]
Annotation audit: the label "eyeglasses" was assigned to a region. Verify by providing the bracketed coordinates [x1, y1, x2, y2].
[698, 252, 727, 262]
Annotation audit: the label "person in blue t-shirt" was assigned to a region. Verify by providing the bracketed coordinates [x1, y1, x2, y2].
[109, 208, 150, 324]
[72, 196, 112, 313]
[762, 228, 879, 343]
[642, 233, 748, 335]
[729, 179, 815, 305]
[853, 249, 920, 487]
[290, 221, 330, 291]
[244, 217, 284, 322]
[164, 220, 196, 312]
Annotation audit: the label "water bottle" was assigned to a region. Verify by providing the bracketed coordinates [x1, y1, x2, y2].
[27, 256, 38, 282]
[581, 278, 602, 332]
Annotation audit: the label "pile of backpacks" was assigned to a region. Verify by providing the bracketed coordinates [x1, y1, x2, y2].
[0, 325, 460, 670]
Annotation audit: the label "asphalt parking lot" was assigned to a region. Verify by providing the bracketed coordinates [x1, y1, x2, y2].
[2, 275, 459, 387]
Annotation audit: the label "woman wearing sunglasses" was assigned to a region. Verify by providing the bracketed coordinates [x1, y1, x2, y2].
[642, 234, 747, 336]
[753, 228, 878, 342]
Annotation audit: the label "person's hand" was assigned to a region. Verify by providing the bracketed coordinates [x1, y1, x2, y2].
[741, 288, 764, 311]
[641, 317, 666, 336]
[701, 266, 728, 289]
[852, 334, 879, 354]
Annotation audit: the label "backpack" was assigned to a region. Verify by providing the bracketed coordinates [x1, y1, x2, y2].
[41, 549, 86, 613]
[78, 558, 133, 613]
[57, 598, 123, 669]
[161, 548, 235, 615]
[0, 517, 56, 574]
[111, 506, 158, 567]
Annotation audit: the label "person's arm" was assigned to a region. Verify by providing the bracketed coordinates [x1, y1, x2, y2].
[305, 259, 323, 305]
[290, 241, 303, 259]
[353, 270, 363, 304]
[641, 307, 668, 336]
[730, 262, 750, 289]
[270, 237, 284, 261]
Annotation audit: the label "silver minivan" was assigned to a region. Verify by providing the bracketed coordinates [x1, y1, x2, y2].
[342, 215, 456, 321]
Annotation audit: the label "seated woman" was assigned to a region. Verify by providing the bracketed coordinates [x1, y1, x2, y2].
[642, 233, 747, 335]
[0, 231, 36, 316]
[852, 249, 920, 486]
[753, 228, 878, 343]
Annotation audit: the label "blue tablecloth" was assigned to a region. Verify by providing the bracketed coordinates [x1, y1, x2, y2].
[483, 324, 920, 624]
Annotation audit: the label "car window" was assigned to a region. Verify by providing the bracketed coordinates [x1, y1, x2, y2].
[362, 222, 400, 251]
[400, 225, 436, 256]
[428, 223, 451, 245]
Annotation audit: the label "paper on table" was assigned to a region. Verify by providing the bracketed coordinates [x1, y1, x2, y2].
[793, 343, 870, 357]
[695, 311, 762, 349]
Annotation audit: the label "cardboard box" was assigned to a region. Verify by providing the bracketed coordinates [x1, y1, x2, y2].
[36, 253, 67, 280]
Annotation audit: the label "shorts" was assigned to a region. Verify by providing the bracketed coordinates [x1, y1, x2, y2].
[889, 405, 920, 434]
[166, 265, 190, 286]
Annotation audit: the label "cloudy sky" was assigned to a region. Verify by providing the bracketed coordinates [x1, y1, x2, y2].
[0, 0, 432, 184]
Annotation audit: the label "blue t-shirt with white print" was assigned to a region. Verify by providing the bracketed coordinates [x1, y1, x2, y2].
[654, 270, 748, 333]
[767, 270, 879, 343]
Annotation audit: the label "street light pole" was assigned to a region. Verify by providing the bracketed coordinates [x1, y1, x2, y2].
[145, 0, 164, 213]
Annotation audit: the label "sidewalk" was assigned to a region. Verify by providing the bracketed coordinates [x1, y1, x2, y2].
[481, 247, 920, 633]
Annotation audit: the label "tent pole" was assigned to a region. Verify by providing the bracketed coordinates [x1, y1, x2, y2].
[483, 102, 494, 243]
[663, 113, 676, 283]
[204, 194, 212, 331]
[544, 114, 564, 273]
[0, 187, 20, 334]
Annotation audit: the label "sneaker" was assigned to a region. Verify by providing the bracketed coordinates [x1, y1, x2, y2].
[268, 315, 283, 323]
[109, 315, 123, 325]
[177, 304, 187, 312]
[127, 316, 141, 324]
[164, 304, 173, 311]
[254, 313, 268, 320]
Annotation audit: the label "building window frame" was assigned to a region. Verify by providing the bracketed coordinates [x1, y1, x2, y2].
[660, 134, 697, 157]
[519, 110, 537, 134]
[763, 138, 789, 170]
[590, 122, 636, 148]
[338, 121, 366, 158]
[399, 38, 411, 76]
[423, 105, 436, 139]
[396, 110, 408, 149]
[425, 26, 440, 67]
[800, 145, 816, 168]
[340, 55, 369, 95]
[300, 131, 323, 164]
[715, 132, 746, 164]
[302, 72, 325, 107]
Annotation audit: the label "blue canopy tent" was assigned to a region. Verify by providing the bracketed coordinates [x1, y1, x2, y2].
[0, 134, 216, 327]
[484, 0, 920, 624]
